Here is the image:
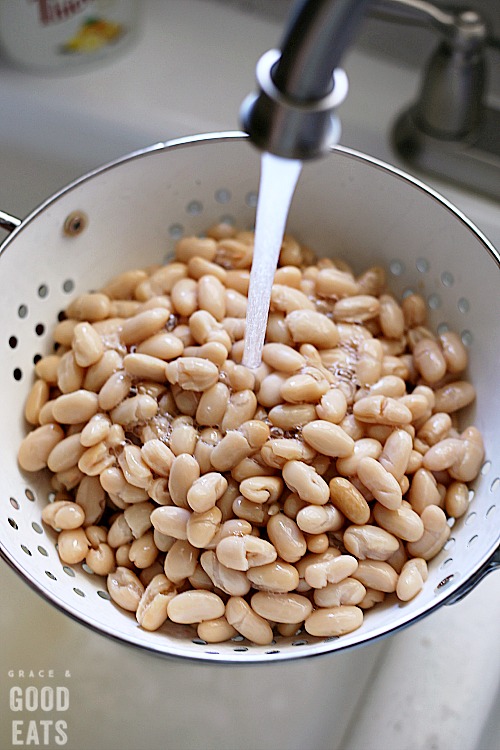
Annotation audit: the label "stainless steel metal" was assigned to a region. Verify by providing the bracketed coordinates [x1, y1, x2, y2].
[373, 1, 487, 43]
[240, 48, 348, 159]
[388, 3, 500, 201]
[242, 0, 500, 198]
[392, 106, 500, 201]
[240, 0, 369, 159]
[1, 132, 499, 663]
[378, 2, 489, 137]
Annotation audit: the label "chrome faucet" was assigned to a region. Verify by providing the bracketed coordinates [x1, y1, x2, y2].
[241, 0, 500, 201]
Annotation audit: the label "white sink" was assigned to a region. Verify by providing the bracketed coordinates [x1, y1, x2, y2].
[1, 3, 499, 750]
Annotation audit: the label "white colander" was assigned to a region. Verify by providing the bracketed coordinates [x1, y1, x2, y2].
[1, 132, 499, 663]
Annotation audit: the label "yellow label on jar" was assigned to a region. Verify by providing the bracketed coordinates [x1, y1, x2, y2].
[0, 0, 141, 72]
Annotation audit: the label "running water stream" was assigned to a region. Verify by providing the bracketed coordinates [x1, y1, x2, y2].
[242, 152, 303, 369]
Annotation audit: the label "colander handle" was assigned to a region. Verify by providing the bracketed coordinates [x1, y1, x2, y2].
[445, 545, 500, 605]
[0, 210, 22, 233]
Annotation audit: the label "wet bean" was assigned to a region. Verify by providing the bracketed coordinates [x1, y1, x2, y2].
[305, 606, 363, 637]
[329, 477, 370, 524]
[313, 578, 366, 608]
[136, 574, 177, 631]
[225, 596, 274, 645]
[282, 461, 330, 505]
[343, 523, 400, 560]
[107, 567, 144, 611]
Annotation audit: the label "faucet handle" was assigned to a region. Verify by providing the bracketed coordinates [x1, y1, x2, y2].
[372, 0, 489, 136]
[391, 3, 500, 200]
[372, 0, 488, 50]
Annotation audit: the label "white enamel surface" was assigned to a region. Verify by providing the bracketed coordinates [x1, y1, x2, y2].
[2, 136, 499, 663]
[0, 2, 499, 749]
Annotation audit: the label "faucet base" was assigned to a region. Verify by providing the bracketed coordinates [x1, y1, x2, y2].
[392, 106, 500, 203]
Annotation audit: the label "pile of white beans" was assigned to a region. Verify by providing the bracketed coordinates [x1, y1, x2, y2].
[18, 225, 485, 644]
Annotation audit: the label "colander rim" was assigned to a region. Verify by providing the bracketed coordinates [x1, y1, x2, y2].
[1, 130, 499, 663]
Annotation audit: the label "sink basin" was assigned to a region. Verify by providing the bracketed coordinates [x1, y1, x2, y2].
[0, 3, 498, 750]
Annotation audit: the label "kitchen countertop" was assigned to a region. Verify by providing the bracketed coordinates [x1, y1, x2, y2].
[0, 2, 499, 749]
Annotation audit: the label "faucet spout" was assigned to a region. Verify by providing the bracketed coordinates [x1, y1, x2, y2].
[241, 0, 500, 201]
[240, 0, 371, 159]
[273, 0, 370, 101]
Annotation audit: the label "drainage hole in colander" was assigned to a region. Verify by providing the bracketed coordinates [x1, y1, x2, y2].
[416, 257, 429, 273]
[245, 191, 258, 208]
[8, 518, 18, 530]
[441, 271, 454, 287]
[62, 279, 74, 294]
[437, 322, 449, 335]
[458, 297, 470, 314]
[389, 260, 405, 276]
[21, 545, 32, 556]
[322, 636, 340, 643]
[162, 251, 176, 265]
[192, 638, 207, 646]
[435, 574, 455, 592]
[38, 284, 49, 298]
[45, 571, 57, 580]
[402, 287, 416, 298]
[8, 336, 17, 349]
[33, 353, 42, 365]
[13, 368, 22, 381]
[444, 537, 456, 551]
[465, 512, 477, 526]
[215, 189, 231, 204]
[486, 505, 496, 518]
[265, 650, 280, 655]
[186, 200, 202, 216]
[447, 517, 456, 528]
[427, 294, 441, 310]
[63, 566, 75, 577]
[440, 557, 453, 569]
[37, 546, 48, 557]
[481, 461, 492, 476]
[489, 478, 499, 493]
[18, 304, 28, 319]
[168, 223, 184, 239]
[467, 534, 479, 547]
[82, 563, 94, 575]
[219, 214, 236, 227]
[233, 647, 248, 652]
[35, 323, 45, 336]
[9, 497, 19, 510]
[292, 639, 309, 646]
[25, 488, 35, 502]
[205, 651, 220, 655]
[47, 491, 56, 503]
[32, 522, 43, 534]
[461, 327, 473, 344]
[73, 588, 85, 597]
[231, 634, 244, 642]
[97, 590, 110, 600]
